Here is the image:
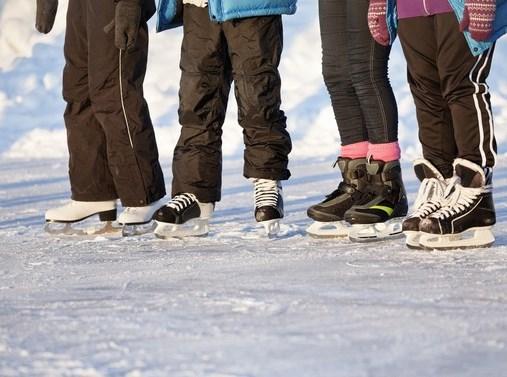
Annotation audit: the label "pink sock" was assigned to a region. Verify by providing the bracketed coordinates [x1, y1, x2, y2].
[340, 141, 369, 159]
[368, 142, 401, 162]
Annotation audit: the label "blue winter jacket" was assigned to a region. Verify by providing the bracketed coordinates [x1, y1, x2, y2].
[386, 0, 507, 55]
[156, 0, 297, 32]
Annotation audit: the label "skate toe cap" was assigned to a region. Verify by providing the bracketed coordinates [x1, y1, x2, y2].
[307, 206, 341, 222]
[256, 207, 283, 223]
[402, 217, 421, 232]
[44, 208, 71, 222]
[44, 209, 56, 221]
[419, 217, 442, 234]
[153, 207, 177, 223]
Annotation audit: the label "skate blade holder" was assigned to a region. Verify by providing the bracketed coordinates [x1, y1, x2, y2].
[154, 219, 209, 239]
[44, 220, 119, 237]
[306, 221, 349, 238]
[121, 222, 157, 237]
[348, 218, 404, 242]
[259, 219, 281, 238]
[404, 231, 422, 249]
[419, 227, 495, 250]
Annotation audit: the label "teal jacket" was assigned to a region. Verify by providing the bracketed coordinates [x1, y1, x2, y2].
[156, 0, 297, 32]
[387, 0, 507, 55]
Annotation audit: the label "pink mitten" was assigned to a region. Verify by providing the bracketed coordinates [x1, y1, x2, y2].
[368, 0, 390, 46]
[460, 0, 497, 41]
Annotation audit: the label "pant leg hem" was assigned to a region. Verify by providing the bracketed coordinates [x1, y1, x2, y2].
[244, 168, 291, 181]
[172, 188, 220, 204]
[120, 188, 168, 208]
[71, 194, 118, 202]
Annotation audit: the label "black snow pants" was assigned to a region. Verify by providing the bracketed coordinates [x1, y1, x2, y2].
[318, 0, 399, 145]
[171, 5, 292, 203]
[398, 13, 497, 177]
[63, 0, 166, 207]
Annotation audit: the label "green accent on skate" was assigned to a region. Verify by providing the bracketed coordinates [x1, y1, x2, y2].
[370, 205, 394, 216]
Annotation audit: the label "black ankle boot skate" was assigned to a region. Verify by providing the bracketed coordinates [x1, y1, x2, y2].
[344, 158, 408, 241]
[306, 157, 374, 238]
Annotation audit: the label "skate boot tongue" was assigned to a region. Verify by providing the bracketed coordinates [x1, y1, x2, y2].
[413, 159, 445, 182]
[366, 159, 404, 181]
[454, 159, 488, 188]
[365, 159, 383, 176]
[337, 157, 368, 191]
[364, 159, 404, 197]
[338, 157, 367, 176]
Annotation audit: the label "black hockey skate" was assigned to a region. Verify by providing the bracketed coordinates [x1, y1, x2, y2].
[402, 159, 448, 249]
[153, 193, 214, 239]
[306, 158, 373, 238]
[344, 159, 408, 242]
[253, 179, 284, 237]
[419, 159, 496, 250]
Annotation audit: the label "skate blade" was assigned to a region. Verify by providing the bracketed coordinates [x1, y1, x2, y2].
[154, 219, 209, 239]
[404, 231, 423, 250]
[122, 222, 157, 237]
[419, 227, 495, 250]
[306, 221, 349, 239]
[258, 219, 281, 238]
[44, 221, 119, 237]
[348, 218, 404, 243]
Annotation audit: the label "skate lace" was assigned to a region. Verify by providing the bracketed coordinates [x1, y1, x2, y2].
[167, 193, 197, 213]
[254, 179, 280, 208]
[433, 180, 491, 220]
[412, 178, 446, 217]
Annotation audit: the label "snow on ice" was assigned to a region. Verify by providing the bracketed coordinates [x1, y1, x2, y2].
[1, 157, 507, 376]
[1, 0, 507, 376]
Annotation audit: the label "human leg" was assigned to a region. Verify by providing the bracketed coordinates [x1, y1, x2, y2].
[170, 5, 231, 204]
[87, 0, 166, 208]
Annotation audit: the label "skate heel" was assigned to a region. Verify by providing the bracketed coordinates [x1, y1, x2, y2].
[99, 209, 117, 222]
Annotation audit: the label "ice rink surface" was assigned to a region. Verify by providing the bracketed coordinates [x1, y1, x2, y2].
[2, 0, 507, 374]
[1, 157, 506, 377]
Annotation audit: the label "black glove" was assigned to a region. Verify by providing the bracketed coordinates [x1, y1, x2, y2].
[36, 0, 58, 34]
[115, 0, 142, 51]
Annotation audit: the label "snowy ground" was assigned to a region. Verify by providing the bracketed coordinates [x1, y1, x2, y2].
[2, 0, 507, 375]
[1, 156, 507, 377]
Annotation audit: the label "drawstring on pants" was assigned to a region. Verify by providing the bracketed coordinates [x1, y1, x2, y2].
[119, 50, 135, 149]
[118, 49, 150, 204]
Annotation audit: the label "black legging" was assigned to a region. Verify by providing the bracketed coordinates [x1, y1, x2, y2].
[319, 0, 398, 145]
